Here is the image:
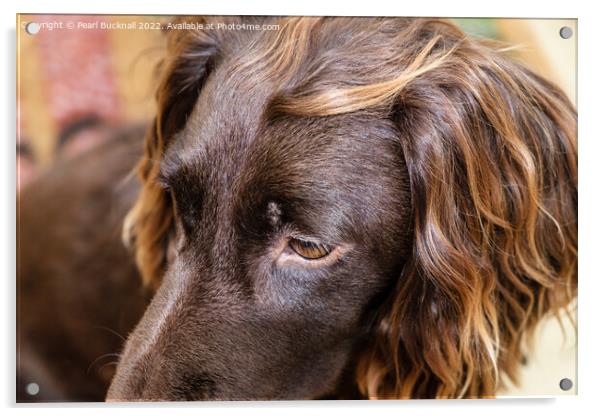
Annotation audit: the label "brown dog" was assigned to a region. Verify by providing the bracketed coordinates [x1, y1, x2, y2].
[17, 17, 577, 401]
[17, 125, 150, 401]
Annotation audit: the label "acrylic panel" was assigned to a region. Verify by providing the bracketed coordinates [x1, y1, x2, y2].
[16, 14, 577, 402]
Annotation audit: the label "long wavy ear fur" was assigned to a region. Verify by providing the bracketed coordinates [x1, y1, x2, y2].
[356, 22, 577, 398]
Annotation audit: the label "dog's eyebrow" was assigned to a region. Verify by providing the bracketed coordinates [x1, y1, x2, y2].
[266, 201, 282, 227]
[157, 134, 196, 188]
[156, 156, 181, 189]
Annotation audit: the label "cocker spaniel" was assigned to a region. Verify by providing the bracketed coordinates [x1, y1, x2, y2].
[17, 16, 577, 401]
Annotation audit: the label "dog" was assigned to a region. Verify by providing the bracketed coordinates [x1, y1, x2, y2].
[17, 16, 577, 401]
[17, 125, 150, 401]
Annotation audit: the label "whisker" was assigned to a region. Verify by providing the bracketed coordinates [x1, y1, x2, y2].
[87, 353, 122, 374]
[93, 325, 127, 343]
[98, 360, 120, 374]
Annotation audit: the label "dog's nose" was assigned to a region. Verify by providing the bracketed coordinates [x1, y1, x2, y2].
[105, 355, 150, 401]
[107, 348, 218, 401]
[170, 372, 217, 400]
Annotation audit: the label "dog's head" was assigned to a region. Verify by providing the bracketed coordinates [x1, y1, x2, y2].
[107, 17, 577, 400]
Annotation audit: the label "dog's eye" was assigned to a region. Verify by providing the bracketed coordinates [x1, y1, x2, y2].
[289, 238, 332, 260]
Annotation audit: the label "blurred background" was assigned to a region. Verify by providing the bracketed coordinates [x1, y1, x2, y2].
[16, 15, 577, 397]
[17, 15, 166, 189]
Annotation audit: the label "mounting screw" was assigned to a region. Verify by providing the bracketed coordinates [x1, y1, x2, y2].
[26, 382, 39, 396]
[25, 22, 40, 35]
[559, 26, 573, 39]
[559, 378, 573, 391]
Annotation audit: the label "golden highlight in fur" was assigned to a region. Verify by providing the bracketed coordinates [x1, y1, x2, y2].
[124, 17, 577, 398]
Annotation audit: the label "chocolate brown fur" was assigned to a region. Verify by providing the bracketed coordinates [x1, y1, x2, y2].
[17, 17, 577, 401]
[17, 127, 150, 401]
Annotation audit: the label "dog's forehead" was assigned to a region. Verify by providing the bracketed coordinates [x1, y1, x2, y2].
[180, 82, 396, 172]
[182, 18, 373, 138]
[162, 20, 405, 197]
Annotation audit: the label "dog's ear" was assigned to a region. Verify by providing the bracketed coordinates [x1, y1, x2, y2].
[356, 28, 577, 398]
[123, 17, 222, 289]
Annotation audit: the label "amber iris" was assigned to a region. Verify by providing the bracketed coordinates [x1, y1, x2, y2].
[289, 238, 332, 260]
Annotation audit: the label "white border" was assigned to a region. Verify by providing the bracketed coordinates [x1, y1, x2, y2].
[3, 1, 601, 416]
